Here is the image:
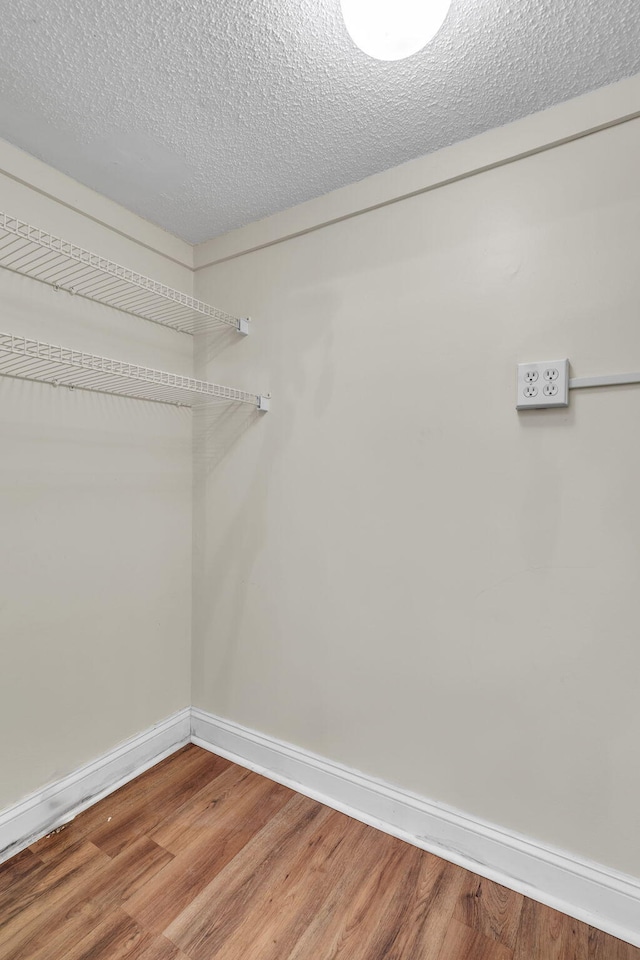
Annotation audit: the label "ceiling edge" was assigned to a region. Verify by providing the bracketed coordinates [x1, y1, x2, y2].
[194, 74, 640, 271]
[0, 137, 194, 270]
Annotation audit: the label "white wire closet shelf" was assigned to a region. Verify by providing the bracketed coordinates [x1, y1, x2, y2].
[0, 212, 248, 336]
[0, 333, 270, 410]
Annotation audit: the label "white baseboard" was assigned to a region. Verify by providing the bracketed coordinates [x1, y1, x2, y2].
[3, 705, 638, 946]
[191, 708, 640, 948]
[0, 707, 191, 864]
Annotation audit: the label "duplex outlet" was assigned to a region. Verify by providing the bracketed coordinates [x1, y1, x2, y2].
[517, 359, 569, 409]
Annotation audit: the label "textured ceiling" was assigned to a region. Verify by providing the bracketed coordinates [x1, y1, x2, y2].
[0, 0, 638, 243]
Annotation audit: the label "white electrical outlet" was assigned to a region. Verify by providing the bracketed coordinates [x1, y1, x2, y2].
[517, 359, 569, 409]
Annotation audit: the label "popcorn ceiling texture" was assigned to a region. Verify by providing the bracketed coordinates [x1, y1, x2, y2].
[0, 0, 638, 243]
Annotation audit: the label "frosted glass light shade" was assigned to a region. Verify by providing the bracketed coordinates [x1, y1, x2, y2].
[340, 0, 452, 61]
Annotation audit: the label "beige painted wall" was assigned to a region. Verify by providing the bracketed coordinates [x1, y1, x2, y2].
[193, 111, 640, 878]
[0, 142, 193, 808]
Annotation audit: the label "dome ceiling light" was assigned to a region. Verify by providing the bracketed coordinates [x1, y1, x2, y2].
[340, 0, 452, 61]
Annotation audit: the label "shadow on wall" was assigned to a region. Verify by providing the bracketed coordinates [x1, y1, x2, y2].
[192, 401, 261, 474]
[191, 278, 338, 718]
[194, 327, 246, 364]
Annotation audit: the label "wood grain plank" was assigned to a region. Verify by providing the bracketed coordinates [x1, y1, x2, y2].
[282, 825, 407, 960]
[87, 748, 230, 858]
[349, 845, 465, 960]
[287, 839, 464, 960]
[205, 811, 375, 960]
[588, 927, 640, 959]
[24, 912, 186, 960]
[513, 899, 588, 960]
[90, 836, 175, 910]
[0, 847, 42, 884]
[437, 918, 513, 960]
[296, 838, 415, 960]
[2, 745, 628, 960]
[27, 745, 196, 861]
[453, 869, 525, 949]
[369, 853, 466, 960]
[52, 908, 155, 960]
[123, 776, 293, 933]
[0, 838, 109, 921]
[150, 762, 282, 854]
[0, 841, 112, 960]
[16, 899, 105, 960]
[164, 793, 332, 959]
[29, 745, 229, 862]
[135, 937, 191, 960]
[0, 837, 172, 960]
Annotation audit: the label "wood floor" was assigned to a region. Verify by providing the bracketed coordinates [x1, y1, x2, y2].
[1, 745, 638, 960]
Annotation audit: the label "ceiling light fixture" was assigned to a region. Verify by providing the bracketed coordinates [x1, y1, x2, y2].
[340, 0, 452, 61]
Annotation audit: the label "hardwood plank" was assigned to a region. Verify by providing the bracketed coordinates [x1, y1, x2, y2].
[0, 837, 172, 960]
[56, 913, 187, 960]
[90, 836, 175, 910]
[29, 745, 229, 862]
[20, 909, 186, 960]
[135, 937, 191, 960]
[205, 811, 376, 960]
[0, 838, 109, 922]
[123, 776, 293, 933]
[332, 843, 465, 960]
[363, 852, 466, 960]
[589, 927, 640, 959]
[150, 762, 280, 854]
[17, 899, 104, 960]
[0, 840, 111, 928]
[0, 843, 83, 922]
[164, 793, 332, 959]
[27, 745, 194, 861]
[286, 841, 464, 960]
[87, 748, 231, 858]
[453, 869, 525, 949]
[0, 841, 112, 960]
[437, 918, 513, 960]
[0, 848, 43, 893]
[513, 899, 588, 960]
[282, 826, 407, 960]
[290, 837, 416, 960]
[2, 746, 628, 960]
[53, 908, 156, 960]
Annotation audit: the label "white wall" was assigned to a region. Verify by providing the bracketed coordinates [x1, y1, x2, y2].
[192, 87, 640, 879]
[0, 141, 194, 808]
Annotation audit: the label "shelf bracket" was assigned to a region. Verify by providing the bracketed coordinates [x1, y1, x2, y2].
[238, 317, 250, 336]
[258, 395, 271, 412]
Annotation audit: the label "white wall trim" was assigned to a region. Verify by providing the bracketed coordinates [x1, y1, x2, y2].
[191, 708, 640, 948]
[0, 707, 191, 864]
[194, 74, 640, 269]
[4, 705, 639, 945]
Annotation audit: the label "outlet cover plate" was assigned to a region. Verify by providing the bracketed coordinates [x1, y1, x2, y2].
[517, 359, 570, 409]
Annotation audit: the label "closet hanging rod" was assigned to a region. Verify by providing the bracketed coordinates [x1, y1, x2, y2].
[0, 212, 249, 337]
[0, 333, 269, 410]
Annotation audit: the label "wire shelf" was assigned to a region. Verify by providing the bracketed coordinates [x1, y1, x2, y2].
[0, 333, 269, 409]
[0, 212, 247, 336]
